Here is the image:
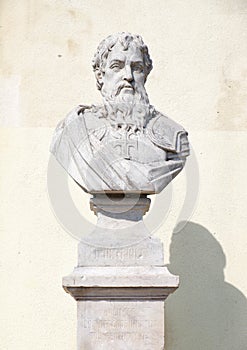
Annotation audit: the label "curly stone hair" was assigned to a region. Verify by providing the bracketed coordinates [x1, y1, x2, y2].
[92, 32, 153, 90]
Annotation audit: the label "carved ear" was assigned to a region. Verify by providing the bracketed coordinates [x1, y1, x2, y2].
[95, 69, 103, 84]
[95, 69, 104, 90]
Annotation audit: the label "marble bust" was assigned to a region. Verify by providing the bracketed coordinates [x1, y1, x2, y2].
[50, 32, 189, 194]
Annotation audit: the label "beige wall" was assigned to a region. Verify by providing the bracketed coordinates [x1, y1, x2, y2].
[1, 1, 247, 349]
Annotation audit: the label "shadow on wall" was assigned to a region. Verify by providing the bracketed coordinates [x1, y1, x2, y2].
[166, 221, 247, 350]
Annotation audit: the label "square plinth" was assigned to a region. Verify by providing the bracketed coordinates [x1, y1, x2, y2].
[78, 300, 164, 350]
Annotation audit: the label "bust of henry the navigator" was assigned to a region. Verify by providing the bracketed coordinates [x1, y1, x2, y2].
[50, 32, 189, 194]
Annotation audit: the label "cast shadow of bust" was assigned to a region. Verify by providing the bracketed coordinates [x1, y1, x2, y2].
[165, 221, 247, 350]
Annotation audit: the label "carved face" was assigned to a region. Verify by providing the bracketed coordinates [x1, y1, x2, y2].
[100, 42, 146, 99]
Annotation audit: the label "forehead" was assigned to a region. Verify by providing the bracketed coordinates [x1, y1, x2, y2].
[107, 41, 144, 64]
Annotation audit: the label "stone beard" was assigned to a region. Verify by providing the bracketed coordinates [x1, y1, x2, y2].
[50, 32, 190, 194]
[102, 77, 151, 130]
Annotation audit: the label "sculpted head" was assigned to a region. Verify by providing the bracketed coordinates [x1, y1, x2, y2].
[92, 32, 152, 99]
[92, 33, 153, 126]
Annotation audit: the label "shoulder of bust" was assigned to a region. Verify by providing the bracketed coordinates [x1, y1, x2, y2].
[56, 104, 103, 126]
[146, 110, 189, 155]
[81, 105, 107, 140]
[50, 104, 107, 154]
[56, 104, 107, 133]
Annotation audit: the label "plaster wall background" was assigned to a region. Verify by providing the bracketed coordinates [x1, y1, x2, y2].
[0, 1, 247, 349]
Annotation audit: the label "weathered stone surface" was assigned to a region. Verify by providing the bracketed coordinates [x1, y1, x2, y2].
[50, 32, 189, 194]
[63, 266, 179, 301]
[53, 32, 187, 350]
[78, 237, 164, 267]
[64, 194, 177, 348]
[77, 301, 165, 350]
[78, 194, 164, 264]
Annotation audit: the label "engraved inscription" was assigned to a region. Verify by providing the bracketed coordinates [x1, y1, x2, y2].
[78, 301, 164, 349]
[93, 247, 149, 260]
[78, 241, 164, 266]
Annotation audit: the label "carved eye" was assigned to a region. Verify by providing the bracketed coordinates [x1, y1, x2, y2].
[110, 62, 123, 71]
[132, 64, 144, 73]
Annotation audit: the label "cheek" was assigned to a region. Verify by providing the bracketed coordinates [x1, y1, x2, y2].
[103, 71, 122, 86]
[112, 71, 123, 82]
[134, 70, 145, 80]
[134, 74, 145, 85]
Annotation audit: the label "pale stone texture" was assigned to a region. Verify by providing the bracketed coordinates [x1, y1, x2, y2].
[63, 266, 178, 300]
[63, 194, 178, 349]
[2, 128, 247, 350]
[78, 237, 164, 267]
[50, 105, 189, 193]
[50, 32, 189, 194]
[1, 1, 247, 350]
[77, 301, 164, 350]
[51, 32, 186, 348]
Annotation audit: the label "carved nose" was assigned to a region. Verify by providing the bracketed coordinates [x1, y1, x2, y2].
[123, 66, 133, 82]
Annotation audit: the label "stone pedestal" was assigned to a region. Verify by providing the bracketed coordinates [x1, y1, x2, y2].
[63, 194, 179, 349]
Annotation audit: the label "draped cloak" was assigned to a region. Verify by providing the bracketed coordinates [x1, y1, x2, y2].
[50, 105, 190, 194]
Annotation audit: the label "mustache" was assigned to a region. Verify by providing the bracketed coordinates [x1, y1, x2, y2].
[104, 82, 150, 107]
[115, 81, 134, 96]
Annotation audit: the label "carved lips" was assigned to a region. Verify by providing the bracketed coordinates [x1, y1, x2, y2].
[116, 82, 134, 96]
